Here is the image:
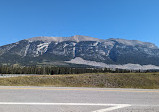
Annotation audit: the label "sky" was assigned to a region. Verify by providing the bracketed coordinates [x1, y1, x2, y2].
[0, 0, 159, 46]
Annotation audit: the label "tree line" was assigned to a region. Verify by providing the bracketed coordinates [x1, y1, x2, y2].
[0, 65, 138, 74]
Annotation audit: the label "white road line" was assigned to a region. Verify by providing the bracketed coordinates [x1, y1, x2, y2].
[132, 104, 159, 107]
[92, 104, 131, 112]
[0, 102, 131, 112]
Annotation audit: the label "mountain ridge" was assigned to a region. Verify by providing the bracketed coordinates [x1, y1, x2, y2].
[25, 35, 158, 47]
[0, 35, 159, 70]
[26, 35, 102, 43]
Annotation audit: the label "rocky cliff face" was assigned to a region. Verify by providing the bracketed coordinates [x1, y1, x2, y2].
[0, 35, 159, 69]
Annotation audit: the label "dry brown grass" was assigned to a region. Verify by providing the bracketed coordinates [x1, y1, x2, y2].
[0, 73, 159, 89]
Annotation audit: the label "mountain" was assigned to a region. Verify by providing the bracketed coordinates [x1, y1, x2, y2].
[0, 35, 159, 70]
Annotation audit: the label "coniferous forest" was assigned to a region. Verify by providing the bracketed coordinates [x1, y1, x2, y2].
[0, 65, 137, 75]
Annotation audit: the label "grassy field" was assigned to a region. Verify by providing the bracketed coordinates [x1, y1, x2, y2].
[0, 73, 159, 89]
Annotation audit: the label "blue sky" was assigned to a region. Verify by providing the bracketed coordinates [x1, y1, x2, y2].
[0, 0, 159, 46]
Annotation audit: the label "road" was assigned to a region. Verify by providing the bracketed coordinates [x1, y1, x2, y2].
[0, 86, 159, 112]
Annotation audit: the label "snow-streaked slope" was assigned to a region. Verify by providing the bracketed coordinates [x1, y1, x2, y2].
[36, 42, 50, 56]
[24, 44, 30, 56]
[66, 57, 159, 70]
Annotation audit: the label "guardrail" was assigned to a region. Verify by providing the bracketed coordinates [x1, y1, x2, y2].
[0, 74, 40, 78]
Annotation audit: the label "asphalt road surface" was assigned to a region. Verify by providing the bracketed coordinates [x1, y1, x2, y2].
[0, 86, 159, 112]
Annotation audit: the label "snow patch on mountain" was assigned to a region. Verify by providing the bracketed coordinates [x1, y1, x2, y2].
[66, 57, 159, 70]
[36, 42, 50, 56]
[92, 42, 99, 46]
[106, 50, 110, 56]
[24, 44, 30, 56]
[63, 43, 69, 48]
